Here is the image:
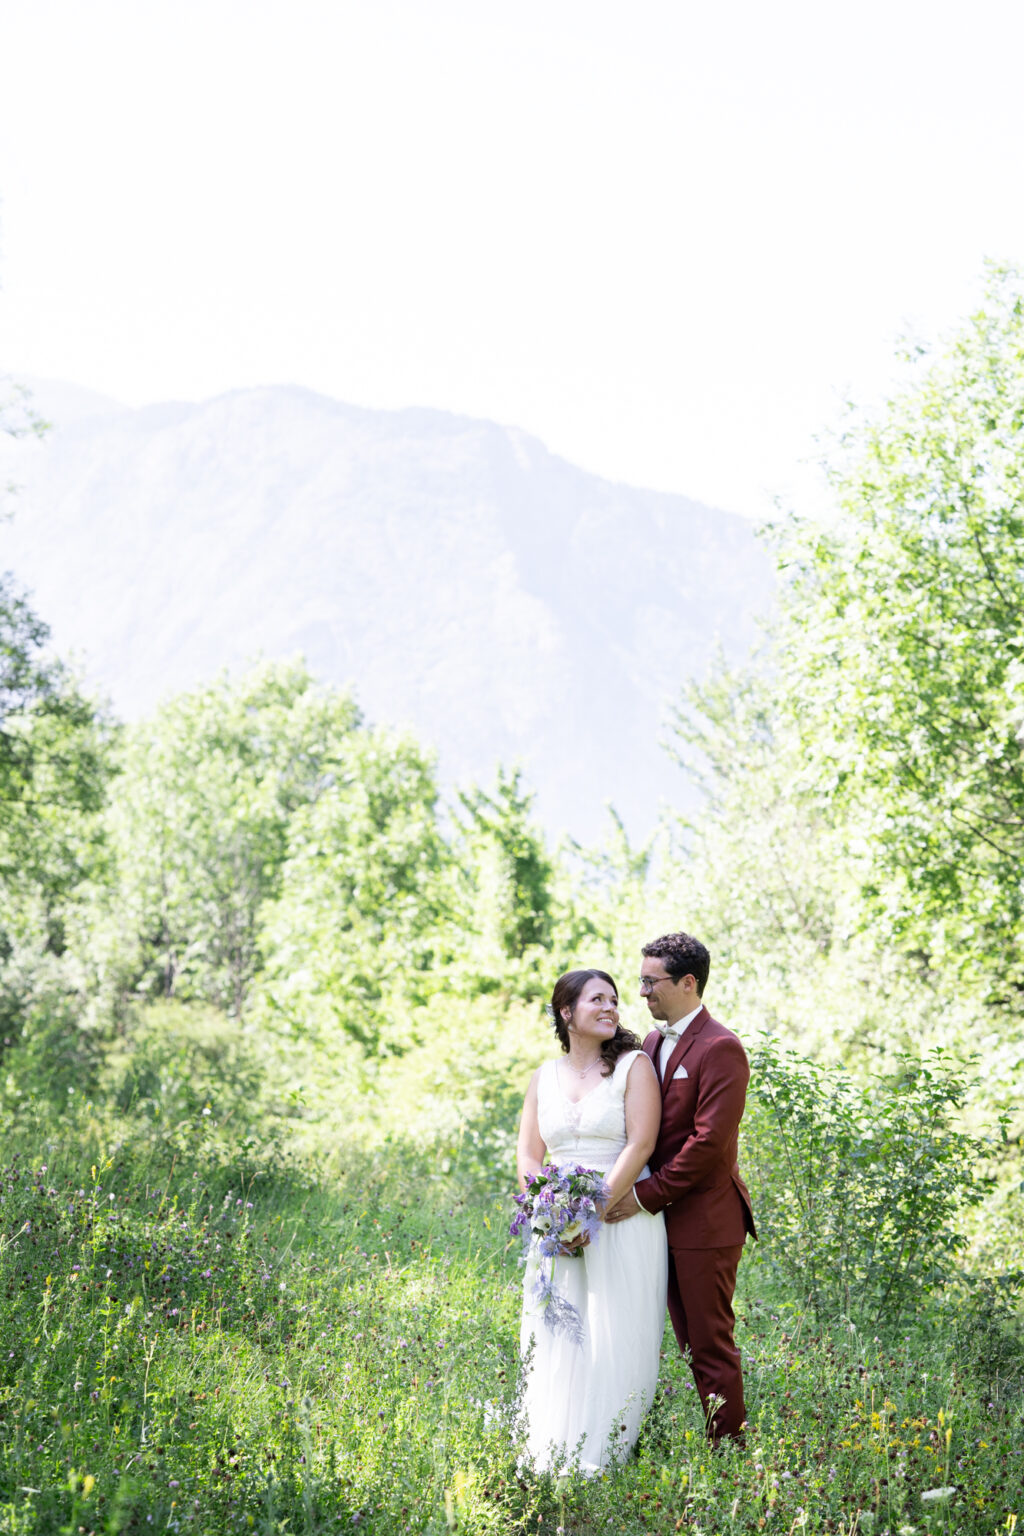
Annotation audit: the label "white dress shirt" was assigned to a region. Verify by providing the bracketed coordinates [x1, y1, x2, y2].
[655, 1003, 704, 1079]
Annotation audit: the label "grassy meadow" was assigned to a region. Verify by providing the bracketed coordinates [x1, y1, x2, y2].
[1, 1005, 1021, 1536]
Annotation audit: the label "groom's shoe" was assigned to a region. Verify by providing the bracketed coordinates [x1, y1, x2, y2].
[710, 1419, 747, 1452]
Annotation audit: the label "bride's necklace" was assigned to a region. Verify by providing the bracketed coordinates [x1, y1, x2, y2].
[563, 1054, 602, 1080]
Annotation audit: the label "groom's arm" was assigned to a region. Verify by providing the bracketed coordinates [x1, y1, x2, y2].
[632, 1036, 749, 1215]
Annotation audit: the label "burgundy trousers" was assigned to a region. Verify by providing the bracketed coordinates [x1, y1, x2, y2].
[667, 1243, 747, 1442]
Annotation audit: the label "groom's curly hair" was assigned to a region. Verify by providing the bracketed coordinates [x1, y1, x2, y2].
[641, 931, 710, 994]
[549, 968, 641, 1076]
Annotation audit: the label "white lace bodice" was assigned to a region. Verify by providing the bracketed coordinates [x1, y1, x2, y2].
[536, 1050, 644, 1171]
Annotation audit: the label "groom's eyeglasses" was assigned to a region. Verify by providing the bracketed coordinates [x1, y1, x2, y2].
[638, 976, 672, 994]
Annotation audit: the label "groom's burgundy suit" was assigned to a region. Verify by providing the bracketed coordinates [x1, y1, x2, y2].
[634, 1006, 756, 1442]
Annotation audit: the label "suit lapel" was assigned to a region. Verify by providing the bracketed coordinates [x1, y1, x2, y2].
[661, 1006, 708, 1095]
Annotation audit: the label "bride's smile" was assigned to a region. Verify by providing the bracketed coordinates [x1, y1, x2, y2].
[567, 978, 620, 1046]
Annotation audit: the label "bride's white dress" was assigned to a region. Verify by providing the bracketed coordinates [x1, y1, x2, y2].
[519, 1050, 668, 1473]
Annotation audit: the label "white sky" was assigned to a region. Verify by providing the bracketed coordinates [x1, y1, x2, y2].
[2, 0, 1024, 521]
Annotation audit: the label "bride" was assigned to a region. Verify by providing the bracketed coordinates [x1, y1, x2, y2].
[515, 968, 668, 1473]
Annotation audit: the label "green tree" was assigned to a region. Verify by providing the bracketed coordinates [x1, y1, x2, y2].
[91, 662, 361, 1017]
[453, 766, 554, 993]
[656, 659, 940, 1070]
[1, 574, 111, 880]
[657, 272, 1024, 1215]
[775, 265, 1024, 996]
[1, 384, 107, 884]
[1, 383, 114, 1086]
[257, 726, 452, 1051]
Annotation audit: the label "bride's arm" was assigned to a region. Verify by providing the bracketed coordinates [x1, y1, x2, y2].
[516, 1068, 546, 1193]
[601, 1055, 661, 1213]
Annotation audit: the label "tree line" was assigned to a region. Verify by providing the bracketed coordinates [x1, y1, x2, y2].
[2, 270, 1022, 1292]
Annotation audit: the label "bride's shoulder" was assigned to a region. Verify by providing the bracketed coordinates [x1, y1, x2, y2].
[614, 1047, 653, 1079]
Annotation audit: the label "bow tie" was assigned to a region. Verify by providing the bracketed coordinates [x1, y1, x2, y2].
[656, 1023, 683, 1040]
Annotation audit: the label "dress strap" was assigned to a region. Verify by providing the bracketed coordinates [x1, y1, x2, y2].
[614, 1048, 649, 1083]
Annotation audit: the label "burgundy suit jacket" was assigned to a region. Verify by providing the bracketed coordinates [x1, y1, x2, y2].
[634, 1006, 757, 1249]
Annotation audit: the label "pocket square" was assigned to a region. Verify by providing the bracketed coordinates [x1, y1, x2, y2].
[672, 1065, 689, 1081]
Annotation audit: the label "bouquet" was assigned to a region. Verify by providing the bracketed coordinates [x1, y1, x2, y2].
[510, 1163, 610, 1344]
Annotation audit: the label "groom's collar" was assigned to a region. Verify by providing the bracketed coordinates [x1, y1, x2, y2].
[656, 1003, 705, 1041]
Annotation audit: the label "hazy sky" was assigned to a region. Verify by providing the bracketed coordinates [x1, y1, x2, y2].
[2, 0, 1024, 520]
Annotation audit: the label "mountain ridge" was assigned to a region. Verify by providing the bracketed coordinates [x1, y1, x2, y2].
[1, 381, 773, 839]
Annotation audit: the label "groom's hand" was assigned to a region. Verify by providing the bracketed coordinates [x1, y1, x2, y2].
[604, 1190, 641, 1223]
[558, 1234, 591, 1254]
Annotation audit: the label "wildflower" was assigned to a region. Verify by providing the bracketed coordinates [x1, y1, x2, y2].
[921, 1488, 956, 1503]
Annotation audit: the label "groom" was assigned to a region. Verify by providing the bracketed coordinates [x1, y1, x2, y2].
[606, 930, 756, 1444]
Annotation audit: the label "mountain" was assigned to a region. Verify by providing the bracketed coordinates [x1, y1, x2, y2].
[0, 383, 773, 840]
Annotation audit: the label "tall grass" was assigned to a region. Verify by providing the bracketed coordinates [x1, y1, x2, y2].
[1, 1090, 1021, 1536]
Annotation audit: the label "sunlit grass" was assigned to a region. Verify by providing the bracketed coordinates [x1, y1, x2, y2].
[0, 1105, 1021, 1535]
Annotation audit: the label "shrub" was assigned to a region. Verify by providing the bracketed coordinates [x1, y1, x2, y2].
[745, 1038, 996, 1327]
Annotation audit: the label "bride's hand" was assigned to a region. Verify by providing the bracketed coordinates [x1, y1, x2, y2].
[558, 1233, 590, 1254]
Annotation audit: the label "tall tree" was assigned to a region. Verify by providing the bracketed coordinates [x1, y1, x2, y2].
[1, 380, 113, 1078]
[257, 727, 451, 1050]
[93, 662, 361, 1017]
[775, 265, 1024, 997]
[454, 767, 554, 989]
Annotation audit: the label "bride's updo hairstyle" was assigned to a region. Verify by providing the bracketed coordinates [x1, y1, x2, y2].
[549, 968, 642, 1077]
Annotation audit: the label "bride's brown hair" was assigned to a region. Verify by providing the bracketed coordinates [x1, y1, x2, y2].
[549, 968, 642, 1077]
